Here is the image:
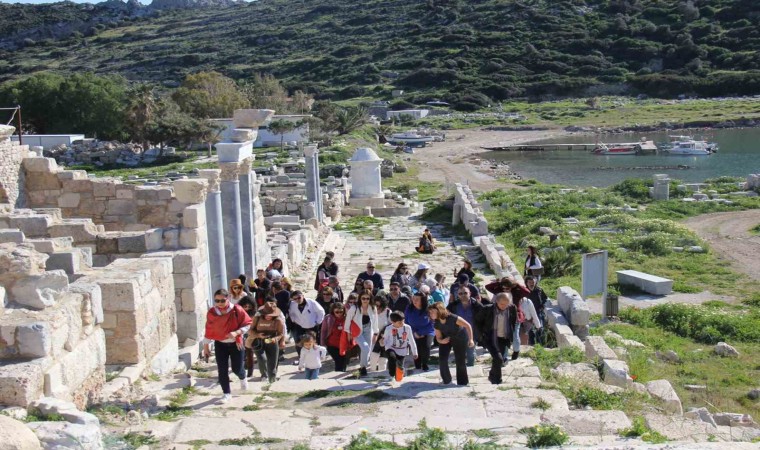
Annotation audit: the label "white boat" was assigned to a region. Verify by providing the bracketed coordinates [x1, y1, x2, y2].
[387, 130, 435, 146]
[665, 136, 716, 155]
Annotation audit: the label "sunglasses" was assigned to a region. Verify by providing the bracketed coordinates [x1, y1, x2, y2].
[232, 286, 242, 290]
[214, 298, 227, 303]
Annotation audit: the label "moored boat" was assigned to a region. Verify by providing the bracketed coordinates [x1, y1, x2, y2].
[592, 143, 638, 155]
[386, 130, 435, 146]
[664, 136, 715, 155]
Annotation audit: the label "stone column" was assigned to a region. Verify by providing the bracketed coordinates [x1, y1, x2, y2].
[303, 144, 324, 223]
[199, 169, 227, 293]
[239, 157, 256, 278]
[220, 162, 245, 280]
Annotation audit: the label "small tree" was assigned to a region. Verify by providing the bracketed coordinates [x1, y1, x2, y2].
[172, 71, 249, 119]
[334, 106, 367, 135]
[241, 73, 288, 112]
[585, 97, 600, 110]
[268, 119, 296, 151]
[125, 84, 158, 150]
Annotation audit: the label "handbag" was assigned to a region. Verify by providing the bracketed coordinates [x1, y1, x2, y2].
[530, 267, 545, 276]
[250, 337, 264, 352]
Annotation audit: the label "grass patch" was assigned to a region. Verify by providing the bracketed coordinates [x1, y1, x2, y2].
[524, 345, 585, 379]
[471, 428, 498, 439]
[24, 410, 66, 423]
[185, 439, 212, 450]
[530, 398, 552, 410]
[334, 216, 386, 239]
[168, 386, 197, 407]
[299, 389, 350, 400]
[557, 380, 649, 414]
[362, 390, 392, 402]
[218, 432, 284, 446]
[751, 224, 760, 235]
[154, 406, 192, 422]
[242, 404, 260, 411]
[619, 416, 668, 444]
[519, 423, 569, 448]
[122, 432, 159, 448]
[148, 373, 161, 382]
[88, 404, 127, 425]
[264, 391, 295, 399]
[69, 155, 218, 181]
[345, 431, 402, 450]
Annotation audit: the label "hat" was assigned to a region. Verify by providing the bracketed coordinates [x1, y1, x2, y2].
[259, 303, 278, 316]
[229, 278, 244, 290]
[457, 273, 469, 283]
[417, 263, 431, 270]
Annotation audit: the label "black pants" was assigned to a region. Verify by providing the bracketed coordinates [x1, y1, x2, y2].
[293, 325, 320, 357]
[245, 348, 255, 378]
[483, 337, 510, 384]
[254, 342, 279, 381]
[327, 345, 347, 372]
[414, 335, 433, 370]
[439, 338, 469, 385]
[387, 350, 406, 377]
[215, 341, 245, 394]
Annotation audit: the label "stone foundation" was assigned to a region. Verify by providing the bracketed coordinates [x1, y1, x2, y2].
[0, 136, 28, 208]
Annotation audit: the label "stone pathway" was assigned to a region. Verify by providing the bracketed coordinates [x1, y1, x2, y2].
[99, 211, 731, 449]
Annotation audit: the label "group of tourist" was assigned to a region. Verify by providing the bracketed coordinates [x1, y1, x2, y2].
[203, 246, 548, 402]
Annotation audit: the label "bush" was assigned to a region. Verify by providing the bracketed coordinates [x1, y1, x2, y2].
[519, 424, 569, 448]
[542, 248, 580, 277]
[619, 417, 668, 443]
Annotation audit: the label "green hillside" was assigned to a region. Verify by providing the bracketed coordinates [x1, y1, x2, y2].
[1, 0, 760, 106]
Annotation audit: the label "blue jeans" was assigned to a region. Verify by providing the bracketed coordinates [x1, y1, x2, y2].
[357, 323, 373, 369]
[304, 368, 320, 380]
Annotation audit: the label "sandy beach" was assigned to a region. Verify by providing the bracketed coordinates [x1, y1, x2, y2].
[411, 128, 566, 192]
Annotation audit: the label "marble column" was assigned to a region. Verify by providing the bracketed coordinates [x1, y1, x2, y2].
[303, 144, 324, 223]
[199, 169, 227, 294]
[219, 161, 245, 280]
[239, 157, 257, 277]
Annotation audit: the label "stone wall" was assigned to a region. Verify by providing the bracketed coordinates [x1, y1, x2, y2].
[0, 137, 29, 209]
[0, 242, 106, 408]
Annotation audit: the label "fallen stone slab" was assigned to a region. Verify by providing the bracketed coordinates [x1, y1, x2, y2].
[685, 407, 717, 427]
[646, 379, 683, 415]
[616, 269, 673, 295]
[585, 336, 618, 360]
[551, 362, 600, 385]
[27, 421, 102, 450]
[644, 412, 718, 441]
[603, 359, 632, 388]
[543, 410, 631, 435]
[173, 417, 252, 443]
[712, 412, 757, 427]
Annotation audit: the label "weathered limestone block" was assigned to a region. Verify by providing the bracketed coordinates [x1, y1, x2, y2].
[10, 270, 69, 310]
[173, 179, 208, 204]
[230, 128, 258, 143]
[182, 204, 206, 229]
[603, 359, 633, 388]
[714, 341, 739, 357]
[48, 220, 99, 244]
[557, 286, 590, 328]
[646, 379, 683, 415]
[30, 397, 99, 426]
[0, 415, 42, 450]
[117, 233, 147, 253]
[179, 228, 203, 248]
[43, 328, 105, 407]
[551, 362, 600, 384]
[232, 109, 275, 128]
[27, 421, 102, 450]
[585, 336, 618, 360]
[68, 282, 103, 325]
[105, 199, 135, 216]
[16, 322, 52, 358]
[0, 229, 24, 244]
[0, 124, 15, 140]
[0, 361, 44, 406]
[8, 215, 53, 238]
[23, 157, 59, 173]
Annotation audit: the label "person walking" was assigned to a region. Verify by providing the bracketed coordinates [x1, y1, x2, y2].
[328, 276, 345, 303]
[288, 290, 325, 363]
[426, 278, 445, 304]
[410, 263, 431, 291]
[370, 296, 391, 372]
[524, 245, 543, 281]
[237, 296, 257, 378]
[405, 292, 434, 372]
[252, 269, 271, 306]
[356, 261, 384, 294]
[345, 291, 379, 377]
[298, 333, 327, 380]
[383, 311, 418, 380]
[245, 301, 285, 383]
[390, 263, 412, 289]
[321, 303, 348, 372]
[203, 289, 252, 402]
[428, 303, 474, 386]
[314, 254, 339, 291]
[267, 258, 285, 279]
[386, 282, 411, 312]
[447, 286, 483, 366]
[229, 279, 249, 304]
[514, 290, 542, 359]
[525, 275, 548, 345]
[475, 292, 516, 385]
[318, 286, 341, 312]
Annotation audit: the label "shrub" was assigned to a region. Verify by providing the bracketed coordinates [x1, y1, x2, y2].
[611, 179, 650, 201]
[542, 248, 580, 278]
[619, 416, 668, 443]
[519, 424, 569, 448]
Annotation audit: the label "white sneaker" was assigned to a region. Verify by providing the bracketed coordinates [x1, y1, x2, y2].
[240, 378, 249, 392]
[221, 393, 231, 403]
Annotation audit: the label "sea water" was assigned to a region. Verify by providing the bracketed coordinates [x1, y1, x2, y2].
[483, 128, 760, 187]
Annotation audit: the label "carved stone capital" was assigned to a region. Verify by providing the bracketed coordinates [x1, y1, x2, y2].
[219, 162, 243, 182]
[198, 169, 222, 192]
[239, 157, 255, 175]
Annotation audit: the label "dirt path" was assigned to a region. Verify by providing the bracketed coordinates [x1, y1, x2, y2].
[682, 209, 760, 281]
[411, 128, 565, 192]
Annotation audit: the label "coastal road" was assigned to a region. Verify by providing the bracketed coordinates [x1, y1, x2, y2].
[683, 209, 760, 281]
[412, 128, 565, 192]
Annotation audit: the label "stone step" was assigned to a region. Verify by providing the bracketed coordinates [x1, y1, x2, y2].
[26, 237, 74, 253]
[0, 212, 55, 238]
[0, 228, 24, 244]
[48, 219, 101, 244]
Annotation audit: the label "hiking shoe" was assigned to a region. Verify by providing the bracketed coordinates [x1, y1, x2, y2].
[240, 378, 249, 392]
[511, 351, 520, 361]
[221, 393, 232, 403]
[359, 367, 368, 377]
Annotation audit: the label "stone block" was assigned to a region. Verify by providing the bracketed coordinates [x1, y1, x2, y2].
[10, 271, 69, 310]
[9, 215, 52, 238]
[182, 204, 206, 229]
[646, 379, 683, 415]
[556, 286, 590, 328]
[179, 228, 202, 248]
[585, 336, 617, 360]
[217, 141, 253, 162]
[173, 179, 208, 204]
[115, 187, 134, 199]
[48, 221, 99, 243]
[0, 361, 44, 407]
[145, 229, 164, 251]
[91, 181, 116, 198]
[0, 229, 24, 244]
[616, 269, 673, 296]
[714, 341, 739, 357]
[45, 251, 80, 275]
[117, 234, 147, 253]
[16, 322, 51, 358]
[150, 334, 179, 375]
[95, 236, 118, 254]
[105, 199, 135, 216]
[230, 128, 258, 143]
[27, 422, 102, 450]
[0, 415, 41, 449]
[68, 282, 104, 325]
[23, 157, 58, 173]
[163, 229, 179, 249]
[171, 250, 200, 274]
[232, 108, 274, 128]
[603, 359, 633, 388]
[94, 278, 139, 312]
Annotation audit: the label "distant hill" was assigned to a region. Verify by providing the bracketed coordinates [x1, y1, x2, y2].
[1, 0, 759, 107]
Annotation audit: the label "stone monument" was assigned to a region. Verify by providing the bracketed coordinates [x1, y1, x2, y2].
[348, 147, 384, 209]
[652, 174, 670, 201]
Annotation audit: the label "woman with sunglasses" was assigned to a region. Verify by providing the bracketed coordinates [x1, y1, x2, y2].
[320, 303, 348, 372]
[203, 289, 252, 403]
[345, 292, 379, 376]
[317, 286, 341, 312]
[228, 278, 249, 304]
[390, 263, 412, 289]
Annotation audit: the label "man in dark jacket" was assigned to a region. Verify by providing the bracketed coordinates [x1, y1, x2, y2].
[525, 275, 547, 345]
[356, 261, 384, 294]
[447, 287, 483, 366]
[385, 282, 410, 312]
[449, 273, 481, 304]
[474, 292, 517, 384]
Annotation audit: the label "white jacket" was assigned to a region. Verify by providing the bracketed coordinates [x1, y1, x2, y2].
[299, 344, 327, 370]
[383, 323, 418, 357]
[344, 304, 379, 335]
[289, 298, 325, 329]
[519, 297, 542, 329]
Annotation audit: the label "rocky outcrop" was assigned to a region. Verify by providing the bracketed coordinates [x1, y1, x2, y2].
[150, 0, 242, 9]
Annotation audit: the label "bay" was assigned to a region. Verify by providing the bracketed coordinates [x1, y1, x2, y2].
[483, 128, 760, 187]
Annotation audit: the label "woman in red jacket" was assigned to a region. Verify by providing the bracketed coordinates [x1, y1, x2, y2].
[320, 303, 348, 372]
[203, 289, 252, 403]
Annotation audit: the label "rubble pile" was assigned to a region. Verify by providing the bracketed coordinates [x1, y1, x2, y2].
[44, 140, 174, 167]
